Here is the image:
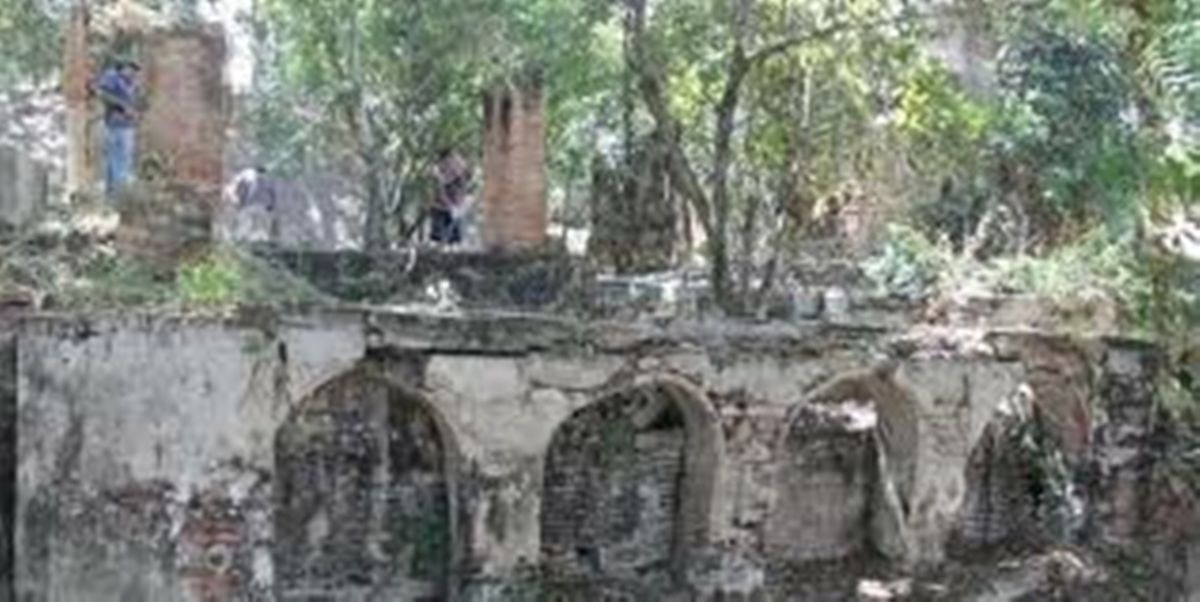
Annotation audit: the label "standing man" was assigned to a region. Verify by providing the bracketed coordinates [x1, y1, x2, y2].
[229, 165, 280, 243]
[95, 58, 141, 199]
[430, 147, 472, 246]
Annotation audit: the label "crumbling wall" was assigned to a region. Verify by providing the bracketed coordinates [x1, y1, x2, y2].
[138, 26, 227, 196]
[952, 395, 1044, 550]
[541, 387, 687, 594]
[14, 313, 364, 602]
[275, 370, 453, 599]
[0, 333, 14, 602]
[482, 75, 547, 250]
[10, 310, 1165, 600]
[259, 247, 584, 310]
[765, 404, 875, 563]
[116, 181, 216, 265]
[1094, 341, 1161, 541]
[589, 130, 682, 273]
[114, 25, 227, 262]
[0, 146, 48, 230]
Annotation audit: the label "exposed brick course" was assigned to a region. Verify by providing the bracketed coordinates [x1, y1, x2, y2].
[482, 78, 547, 250]
[138, 26, 227, 197]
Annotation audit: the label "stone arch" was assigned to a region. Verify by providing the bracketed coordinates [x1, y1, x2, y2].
[766, 369, 920, 564]
[952, 387, 1057, 552]
[804, 369, 919, 514]
[539, 377, 722, 594]
[766, 402, 877, 563]
[273, 363, 461, 600]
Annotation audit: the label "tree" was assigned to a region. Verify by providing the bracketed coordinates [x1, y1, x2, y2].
[257, 0, 617, 250]
[259, 0, 475, 249]
[0, 0, 64, 86]
[623, 0, 931, 311]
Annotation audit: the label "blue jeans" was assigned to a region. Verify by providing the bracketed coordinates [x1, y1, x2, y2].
[104, 125, 135, 199]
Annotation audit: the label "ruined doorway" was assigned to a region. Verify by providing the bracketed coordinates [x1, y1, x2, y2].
[766, 371, 919, 574]
[953, 395, 1057, 552]
[540, 382, 719, 596]
[274, 371, 454, 601]
[766, 404, 877, 563]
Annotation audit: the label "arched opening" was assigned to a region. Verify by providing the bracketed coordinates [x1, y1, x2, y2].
[766, 403, 877, 563]
[805, 371, 919, 514]
[766, 370, 919, 572]
[274, 368, 456, 600]
[953, 392, 1062, 553]
[540, 380, 719, 595]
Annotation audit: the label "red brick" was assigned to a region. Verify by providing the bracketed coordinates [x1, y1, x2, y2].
[138, 26, 227, 197]
[481, 79, 547, 250]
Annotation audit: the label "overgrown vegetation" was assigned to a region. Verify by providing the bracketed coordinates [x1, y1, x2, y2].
[2, 0, 1196, 347]
[7, 0, 1194, 313]
[0, 214, 329, 311]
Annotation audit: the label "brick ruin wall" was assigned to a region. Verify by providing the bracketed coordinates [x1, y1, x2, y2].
[138, 26, 227, 196]
[0, 334, 13, 602]
[0, 146, 48, 230]
[4, 311, 1194, 600]
[589, 130, 683, 274]
[765, 405, 875, 563]
[115, 26, 227, 263]
[482, 79, 548, 250]
[274, 371, 451, 600]
[541, 387, 687, 595]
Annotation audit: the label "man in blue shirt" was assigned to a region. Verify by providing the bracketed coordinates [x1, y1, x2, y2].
[95, 59, 140, 199]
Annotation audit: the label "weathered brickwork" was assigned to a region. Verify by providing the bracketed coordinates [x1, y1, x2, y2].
[275, 371, 451, 600]
[541, 388, 686, 593]
[6, 311, 1187, 600]
[1094, 343, 1161, 542]
[139, 26, 227, 195]
[589, 130, 683, 273]
[116, 181, 216, 264]
[766, 404, 875, 563]
[482, 76, 547, 250]
[0, 146, 49, 230]
[954, 403, 1040, 550]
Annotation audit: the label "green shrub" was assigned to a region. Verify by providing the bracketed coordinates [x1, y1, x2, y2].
[863, 224, 953, 300]
[62, 253, 174, 309]
[176, 251, 244, 306]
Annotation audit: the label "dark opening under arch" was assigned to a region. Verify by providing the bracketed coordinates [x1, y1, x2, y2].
[274, 369, 456, 601]
[540, 380, 720, 596]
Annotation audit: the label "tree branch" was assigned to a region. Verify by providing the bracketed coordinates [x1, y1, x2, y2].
[624, 0, 714, 234]
[746, 8, 952, 67]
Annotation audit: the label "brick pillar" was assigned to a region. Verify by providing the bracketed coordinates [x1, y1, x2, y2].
[481, 77, 547, 250]
[63, 2, 93, 201]
[116, 25, 226, 263]
[138, 25, 227, 198]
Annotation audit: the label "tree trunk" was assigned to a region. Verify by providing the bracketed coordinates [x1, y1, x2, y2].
[624, 0, 897, 312]
[709, 89, 737, 309]
[707, 0, 751, 311]
[625, 0, 713, 235]
[363, 150, 389, 250]
[348, 0, 388, 251]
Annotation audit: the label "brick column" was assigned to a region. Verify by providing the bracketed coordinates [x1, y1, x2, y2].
[117, 25, 227, 263]
[62, 2, 92, 201]
[481, 77, 547, 250]
[138, 25, 227, 198]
